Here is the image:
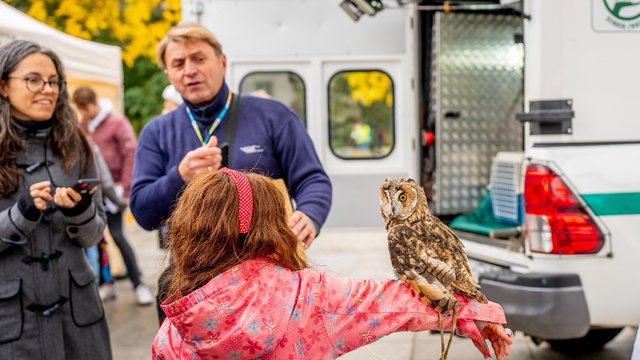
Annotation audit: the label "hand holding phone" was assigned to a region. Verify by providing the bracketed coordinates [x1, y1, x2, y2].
[73, 178, 101, 195]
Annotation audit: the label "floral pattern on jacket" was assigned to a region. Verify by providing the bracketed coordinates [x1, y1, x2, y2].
[152, 258, 506, 359]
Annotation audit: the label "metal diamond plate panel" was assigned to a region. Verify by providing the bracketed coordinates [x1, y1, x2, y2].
[430, 13, 524, 215]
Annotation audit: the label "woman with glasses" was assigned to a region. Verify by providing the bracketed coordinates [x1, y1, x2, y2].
[0, 40, 111, 359]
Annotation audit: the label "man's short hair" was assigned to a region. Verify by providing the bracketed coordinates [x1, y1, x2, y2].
[72, 86, 97, 107]
[156, 21, 223, 70]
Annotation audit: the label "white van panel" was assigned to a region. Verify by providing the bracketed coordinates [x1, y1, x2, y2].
[525, 0, 640, 144]
[528, 144, 640, 193]
[183, 0, 406, 57]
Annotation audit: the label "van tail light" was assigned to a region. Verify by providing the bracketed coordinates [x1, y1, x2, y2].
[524, 164, 604, 255]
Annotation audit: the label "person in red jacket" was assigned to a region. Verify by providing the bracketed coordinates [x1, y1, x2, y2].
[72, 87, 153, 306]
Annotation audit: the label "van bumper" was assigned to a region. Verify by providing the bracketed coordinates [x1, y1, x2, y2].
[479, 271, 590, 339]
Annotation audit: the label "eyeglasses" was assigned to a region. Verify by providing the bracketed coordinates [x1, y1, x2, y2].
[6, 76, 66, 93]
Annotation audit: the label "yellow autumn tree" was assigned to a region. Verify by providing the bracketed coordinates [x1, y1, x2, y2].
[345, 71, 393, 108]
[4, 0, 181, 66]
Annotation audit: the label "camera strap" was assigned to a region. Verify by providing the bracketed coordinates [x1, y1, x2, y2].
[222, 93, 241, 167]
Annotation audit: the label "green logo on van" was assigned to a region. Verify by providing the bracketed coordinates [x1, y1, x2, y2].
[603, 0, 640, 21]
[593, 0, 640, 31]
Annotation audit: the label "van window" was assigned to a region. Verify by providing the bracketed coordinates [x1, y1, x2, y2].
[239, 71, 306, 125]
[328, 70, 395, 159]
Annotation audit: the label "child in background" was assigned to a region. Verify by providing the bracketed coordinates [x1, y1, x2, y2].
[79, 119, 127, 300]
[161, 84, 183, 115]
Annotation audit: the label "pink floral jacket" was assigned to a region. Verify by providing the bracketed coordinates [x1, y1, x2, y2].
[152, 258, 506, 359]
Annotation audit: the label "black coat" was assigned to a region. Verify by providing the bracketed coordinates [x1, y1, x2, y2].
[0, 126, 111, 359]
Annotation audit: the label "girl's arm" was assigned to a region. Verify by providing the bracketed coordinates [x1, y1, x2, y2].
[317, 272, 506, 358]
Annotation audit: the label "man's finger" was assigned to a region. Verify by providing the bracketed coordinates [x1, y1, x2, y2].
[190, 155, 222, 169]
[290, 218, 305, 237]
[193, 167, 210, 177]
[206, 135, 218, 148]
[288, 210, 305, 228]
[189, 162, 222, 176]
[288, 211, 318, 248]
[298, 225, 313, 245]
[191, 147, 221, 160]
[185, 146, 219, 162]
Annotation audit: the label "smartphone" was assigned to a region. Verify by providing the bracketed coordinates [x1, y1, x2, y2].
[219, 142, 229, 168]
[73, 178, 101, 195]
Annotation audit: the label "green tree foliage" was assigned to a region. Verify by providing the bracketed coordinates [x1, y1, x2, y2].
[124, 57, 169, 133]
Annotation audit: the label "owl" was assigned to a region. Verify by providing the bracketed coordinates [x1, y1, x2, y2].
[380, 178, 488, 358]
[379, 177, 487, 311]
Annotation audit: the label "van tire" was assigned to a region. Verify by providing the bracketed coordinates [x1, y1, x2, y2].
[547, 328, 623, 353]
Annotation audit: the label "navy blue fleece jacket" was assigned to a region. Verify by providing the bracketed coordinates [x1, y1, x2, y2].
[130, 84, 332, 231]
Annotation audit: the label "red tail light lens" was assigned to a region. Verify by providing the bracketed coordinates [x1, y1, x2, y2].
[524, 164, 604, 255]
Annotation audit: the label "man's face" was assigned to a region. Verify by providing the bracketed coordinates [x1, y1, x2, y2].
[164, 40, 227, 106]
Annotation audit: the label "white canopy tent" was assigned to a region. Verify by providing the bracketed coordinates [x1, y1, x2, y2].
[0, 2, 123, 110]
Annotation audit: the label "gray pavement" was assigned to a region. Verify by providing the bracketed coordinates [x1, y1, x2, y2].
[105, 220, 637, 359]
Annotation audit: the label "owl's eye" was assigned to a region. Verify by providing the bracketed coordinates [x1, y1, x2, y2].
[399, 194, 407, 202]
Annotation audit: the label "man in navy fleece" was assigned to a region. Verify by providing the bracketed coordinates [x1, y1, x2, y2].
[130, 21, 332, 249]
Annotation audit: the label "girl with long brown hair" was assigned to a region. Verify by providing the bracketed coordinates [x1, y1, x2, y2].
[154, 169, 512, 359]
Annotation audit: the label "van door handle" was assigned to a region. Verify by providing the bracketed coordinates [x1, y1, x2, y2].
[444, 111, 461, 118]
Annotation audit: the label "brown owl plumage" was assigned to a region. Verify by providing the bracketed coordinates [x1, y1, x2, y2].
[379, 177, 487, 358]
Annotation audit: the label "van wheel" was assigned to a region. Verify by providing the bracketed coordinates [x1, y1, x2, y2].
[547, 328, 623, 353]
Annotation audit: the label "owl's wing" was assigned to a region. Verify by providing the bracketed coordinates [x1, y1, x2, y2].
[388, 224, 456, 284]
[428, 217, 487, 302]
[387, 225, 459, 312]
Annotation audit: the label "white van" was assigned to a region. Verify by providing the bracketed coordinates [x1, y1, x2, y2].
[185, 0, 640, 351]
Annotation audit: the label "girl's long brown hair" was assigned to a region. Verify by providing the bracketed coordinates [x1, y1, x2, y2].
[167, 171, 307, 297]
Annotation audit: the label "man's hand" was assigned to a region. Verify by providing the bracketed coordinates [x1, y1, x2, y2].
[289, 210, 317, 249]
[29, 181, 53, 211]
[178, 136, 223, 181]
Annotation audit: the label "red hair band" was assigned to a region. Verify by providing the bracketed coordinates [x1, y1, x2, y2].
[218, 168, 253, 234]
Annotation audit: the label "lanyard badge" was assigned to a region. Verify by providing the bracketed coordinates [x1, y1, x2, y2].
[185, 92, 233, 145]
